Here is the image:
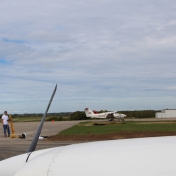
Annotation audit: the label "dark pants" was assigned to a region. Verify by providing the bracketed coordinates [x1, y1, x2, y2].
[3, 125, 10, 137]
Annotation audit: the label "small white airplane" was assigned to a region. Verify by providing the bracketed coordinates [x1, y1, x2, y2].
[1, 86, 176, 176]
[85, 108, 126, 121]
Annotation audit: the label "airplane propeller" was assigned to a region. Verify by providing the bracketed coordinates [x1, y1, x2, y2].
[27, 84, 57, 153]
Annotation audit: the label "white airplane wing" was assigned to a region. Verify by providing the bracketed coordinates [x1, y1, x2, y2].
[0, 136, 176, 176]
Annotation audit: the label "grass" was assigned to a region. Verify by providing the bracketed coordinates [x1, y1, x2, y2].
[59, 122, 176, 135]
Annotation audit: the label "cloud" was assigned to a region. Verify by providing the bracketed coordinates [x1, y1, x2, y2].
[0, 0, 176, 113]
[2, 38, 28, 44]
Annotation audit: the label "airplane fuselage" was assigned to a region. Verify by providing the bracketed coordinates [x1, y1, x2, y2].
[87, 112, 121, 119]
[84, 108, 126, 119]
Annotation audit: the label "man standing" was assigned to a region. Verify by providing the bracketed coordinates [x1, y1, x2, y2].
[2, 111, 10, 137]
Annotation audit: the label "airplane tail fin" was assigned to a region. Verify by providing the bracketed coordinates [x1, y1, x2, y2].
[84, 108, 94, 117]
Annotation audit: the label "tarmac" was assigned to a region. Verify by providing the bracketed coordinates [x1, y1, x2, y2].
[0, 121, 82, 161]
[1, 118, 176, 161]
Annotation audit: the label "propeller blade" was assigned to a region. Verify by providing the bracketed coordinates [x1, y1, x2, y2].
[27, 84, 57, 153]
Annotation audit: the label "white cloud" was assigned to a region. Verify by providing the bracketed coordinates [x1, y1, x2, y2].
[0, 0, 176, 113]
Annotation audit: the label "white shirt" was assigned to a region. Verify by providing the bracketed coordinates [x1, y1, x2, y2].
[2, 115, 9, 125]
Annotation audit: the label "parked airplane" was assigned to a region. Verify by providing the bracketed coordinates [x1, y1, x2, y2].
[84, 108, 126, 121]
[0, 86, 176, 176]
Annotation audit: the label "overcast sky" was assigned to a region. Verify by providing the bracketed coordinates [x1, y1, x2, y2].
[0, 0, 176, 113]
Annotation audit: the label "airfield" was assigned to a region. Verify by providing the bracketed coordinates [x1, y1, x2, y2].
[0, 121, 82, 161]
[1, 118, 176, 161]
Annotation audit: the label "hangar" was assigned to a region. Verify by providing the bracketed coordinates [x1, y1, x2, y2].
[155, 109, 176, 118]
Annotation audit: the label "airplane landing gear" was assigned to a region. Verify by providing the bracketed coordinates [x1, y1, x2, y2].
[107, 113, 115, 121]
[121, 118, 124, 122]
[117, 118, 124, 122]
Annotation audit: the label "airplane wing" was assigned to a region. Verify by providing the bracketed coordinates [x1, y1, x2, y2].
[1, 136, 176, 176]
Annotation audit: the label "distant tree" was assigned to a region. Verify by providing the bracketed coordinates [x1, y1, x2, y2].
[70, 111, 87, 120]
[47, 115, 63, 121]
[98, 110, 109, 113]
[118, 110, 158, 118]
[58, 115, 63, 121]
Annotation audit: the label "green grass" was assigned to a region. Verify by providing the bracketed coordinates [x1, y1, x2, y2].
[59, 122, 176, 135]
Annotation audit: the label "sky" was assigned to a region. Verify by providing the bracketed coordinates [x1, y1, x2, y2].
[0, 0, 176, 114]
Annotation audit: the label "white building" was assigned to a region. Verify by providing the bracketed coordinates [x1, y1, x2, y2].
[155, 109, 176, 118]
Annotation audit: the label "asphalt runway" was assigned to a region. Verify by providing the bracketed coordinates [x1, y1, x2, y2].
[0, 121, 81, 161]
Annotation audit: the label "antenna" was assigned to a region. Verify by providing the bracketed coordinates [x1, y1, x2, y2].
[27, 84, 57, 153]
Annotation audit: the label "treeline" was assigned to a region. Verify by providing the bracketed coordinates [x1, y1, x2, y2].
[11, 112, 72, 118]
[118, 110, 158, 118]
[8, 110, 159, 121]
[69, 110, 159, 120]
[70, 111, 87, 120]
[68, 110, 159, 120]
[47, 111, 88, 121]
